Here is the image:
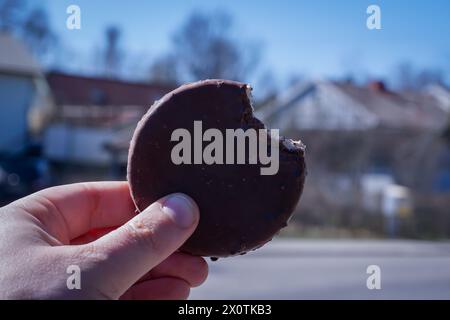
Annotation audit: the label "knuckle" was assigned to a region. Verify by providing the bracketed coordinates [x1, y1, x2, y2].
[123, 218, 162, 253]
[77, 243, 109, 265]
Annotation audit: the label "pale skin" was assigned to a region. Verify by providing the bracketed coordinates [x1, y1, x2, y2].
[0, 181, 208, 299]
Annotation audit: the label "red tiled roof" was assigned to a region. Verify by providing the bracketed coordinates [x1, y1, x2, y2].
[46, 71, 175, 107]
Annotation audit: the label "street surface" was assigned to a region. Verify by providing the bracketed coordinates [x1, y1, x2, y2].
[190, 239, 450, 299]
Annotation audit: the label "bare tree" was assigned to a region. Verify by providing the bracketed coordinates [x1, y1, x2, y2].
[394, 62, 415, 90]
[0, 1, 58, 62]
[21, 7, 56, 58]
[0, 0, 25, 31]
[415, 69, 444, 88]
[254, 70, 278, 109]
[148, 54, 179, 84]
[170, 11, 260, 82]
[394, 62, 444, 90]
[103, 26, 122, 78]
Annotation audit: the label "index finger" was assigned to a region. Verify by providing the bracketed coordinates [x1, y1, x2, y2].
[24, 181, 137, 242]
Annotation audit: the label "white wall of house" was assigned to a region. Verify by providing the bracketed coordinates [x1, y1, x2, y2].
[44, 123, 115, 165]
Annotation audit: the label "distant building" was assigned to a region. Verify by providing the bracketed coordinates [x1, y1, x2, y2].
[361, 173, 412, 216]
[43, 72, 174, 167]
[258, 80, 448, 132]
[258, 79, 450, 220]
[0, 33, 53, 154]
[426, 84, 450, 113]
[0, 33, 54, 199]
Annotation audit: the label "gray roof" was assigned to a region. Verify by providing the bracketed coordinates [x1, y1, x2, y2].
[335, 82, 447, 130]
[260, 80, 448, 132]
[0, 32, 41, 76]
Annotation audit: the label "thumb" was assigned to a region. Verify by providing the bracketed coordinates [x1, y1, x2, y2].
[81, 193, 199, 298]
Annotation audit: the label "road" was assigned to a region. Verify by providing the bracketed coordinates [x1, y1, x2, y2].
[190, 239, 450, 300]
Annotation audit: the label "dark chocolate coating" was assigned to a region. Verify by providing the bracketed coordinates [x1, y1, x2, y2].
[127, 79, 306, 257]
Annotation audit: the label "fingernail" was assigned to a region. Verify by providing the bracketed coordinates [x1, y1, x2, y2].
[162, 194, 197, 228]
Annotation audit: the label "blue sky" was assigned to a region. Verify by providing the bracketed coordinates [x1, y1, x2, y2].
[38, 0, 450, 85]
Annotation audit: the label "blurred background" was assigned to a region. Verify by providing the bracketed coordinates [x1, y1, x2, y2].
[1, 0, 450, 298]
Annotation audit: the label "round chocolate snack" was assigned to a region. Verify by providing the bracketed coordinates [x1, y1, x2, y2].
[127, 79, 306, 257]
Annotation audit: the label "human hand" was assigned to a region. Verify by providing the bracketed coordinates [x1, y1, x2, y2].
[0, 182, 208, 299]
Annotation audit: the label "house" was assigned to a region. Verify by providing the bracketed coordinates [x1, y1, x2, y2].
[0, 32, 53, 154]
[43, 72, 174, 169]
[426, 84, 450, 113]
[258, 79, 450, 221]
[258, 80, 448, 132]
[0, 33, 54, 201]
[259, 79, 450, 184]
